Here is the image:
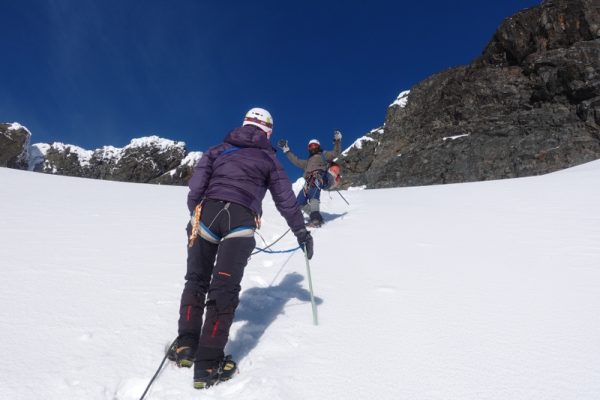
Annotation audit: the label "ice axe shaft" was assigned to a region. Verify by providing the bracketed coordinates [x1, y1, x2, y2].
[303, 246, 319, 326]
[335, 189, 350, 205]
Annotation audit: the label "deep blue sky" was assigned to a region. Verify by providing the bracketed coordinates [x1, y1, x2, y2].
[1, 0, 540, 179]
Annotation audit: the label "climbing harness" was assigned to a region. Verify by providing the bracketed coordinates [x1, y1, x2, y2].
[189, 202, 256, 246]
[303, 170, 327, 198]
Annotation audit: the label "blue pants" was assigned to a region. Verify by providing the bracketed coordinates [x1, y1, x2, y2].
[297, 182, 321, 206]
[297, 172, 329, 220]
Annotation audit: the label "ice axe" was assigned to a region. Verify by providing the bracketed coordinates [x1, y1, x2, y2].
[302, 245, 319, 326]
[334, 189, 349, 205]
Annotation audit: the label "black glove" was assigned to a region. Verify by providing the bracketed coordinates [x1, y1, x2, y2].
[333, 130, 342, 141]
[294, 227, 314, 259]
[277, 139, 290, 153]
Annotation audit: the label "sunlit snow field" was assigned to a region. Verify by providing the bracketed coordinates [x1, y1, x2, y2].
[1, 162, 599, 400]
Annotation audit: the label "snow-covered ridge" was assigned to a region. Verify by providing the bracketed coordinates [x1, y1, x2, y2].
[94, 145, 122, 161]
[389, 90, 410, 108]
[33, 142, 94, 165]
[30, 135, 187, 166]
[127, 135, 186, 152]
[341, 127, 383, 156]
[26, 135, 197, 184]
[6, 122, 30, 133]
[342, 136, 377, 156]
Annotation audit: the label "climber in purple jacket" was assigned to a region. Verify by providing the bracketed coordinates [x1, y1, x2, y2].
[169, 107, 313, 390]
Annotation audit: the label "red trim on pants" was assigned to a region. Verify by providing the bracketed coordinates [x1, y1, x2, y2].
[211, 320, 220, 337]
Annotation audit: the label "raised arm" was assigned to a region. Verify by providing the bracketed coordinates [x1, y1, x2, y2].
[277, 139, 308, 169]
[285, 150, 308, 169]
[324, 130, 342, 161]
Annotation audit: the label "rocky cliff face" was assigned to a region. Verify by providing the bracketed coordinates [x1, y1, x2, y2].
[338, 0, 600, 189]
[29, 136, 201, 185]
[0, 123, 31, 169]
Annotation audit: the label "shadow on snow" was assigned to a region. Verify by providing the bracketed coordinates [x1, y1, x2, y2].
[321, 211, 347, 223]
[226, 272, 323, 362]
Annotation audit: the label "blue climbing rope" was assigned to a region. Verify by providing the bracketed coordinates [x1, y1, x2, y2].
[254, 245, 301, 254]
[251, 228, 300, 255]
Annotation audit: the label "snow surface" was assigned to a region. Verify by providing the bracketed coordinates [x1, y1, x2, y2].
[341, 127, 384, 156]
[2, 161, 600, 400]
[28, 143, 50, 171]
[390, 90, 410, 108]
[95, 145, 123, 160]
[341, 136, 377, 156]
[6, 122, 30, 132]
[180, 151, 203, 168]
[127, 136, 185, 152]
[443, 134, 471, 141]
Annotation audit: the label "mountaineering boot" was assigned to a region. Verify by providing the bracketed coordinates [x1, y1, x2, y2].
[306, 220, 322, 228]
[193, 356, 237, 389]
[307, 211, 324, 228]
[167, 335, 197, 368]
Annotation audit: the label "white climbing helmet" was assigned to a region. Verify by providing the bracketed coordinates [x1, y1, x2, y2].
[243, 107, 273, 138]
[308, 139, 320, 147]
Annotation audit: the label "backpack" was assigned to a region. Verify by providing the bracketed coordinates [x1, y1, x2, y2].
[322, 153, 342, 190]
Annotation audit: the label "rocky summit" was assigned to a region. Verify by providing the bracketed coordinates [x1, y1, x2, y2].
[338, 0, 600, 189]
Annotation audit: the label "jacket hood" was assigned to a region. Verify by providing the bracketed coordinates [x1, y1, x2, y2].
[224, 125, 274, 151]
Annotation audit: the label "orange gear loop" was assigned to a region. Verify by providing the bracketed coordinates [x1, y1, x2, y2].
[255, 214, 261, 230]
[188, 203, 203, 248]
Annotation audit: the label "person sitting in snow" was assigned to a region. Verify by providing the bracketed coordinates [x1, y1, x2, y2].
[170, 107, 313, 390]
[277, 130, 342, 227]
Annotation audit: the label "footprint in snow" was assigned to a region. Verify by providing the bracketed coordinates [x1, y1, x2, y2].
[113, 378, 150, 400]
[375, 285, 398, 294]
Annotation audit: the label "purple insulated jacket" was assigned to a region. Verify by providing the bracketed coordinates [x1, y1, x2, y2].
[187, 125, 305, 232]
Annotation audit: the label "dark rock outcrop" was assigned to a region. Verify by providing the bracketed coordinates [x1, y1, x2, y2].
[0, 123, 30, 169]
[338, 0, 600, 189]
[34, 143, 90, 176]
[150, 152, 200, 185]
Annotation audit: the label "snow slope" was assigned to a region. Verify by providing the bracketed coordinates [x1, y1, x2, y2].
[1, 162, 600, 400]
